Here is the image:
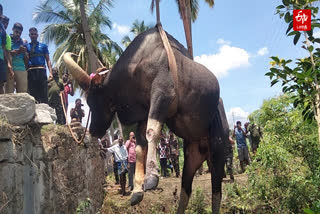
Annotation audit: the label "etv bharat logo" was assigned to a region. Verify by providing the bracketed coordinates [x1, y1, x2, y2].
[293, 9, 311, 31]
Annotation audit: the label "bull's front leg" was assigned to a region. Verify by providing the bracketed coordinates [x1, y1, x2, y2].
[131, 122, 147, 206]
[144, 87, 175, 191]
[144, 118, 163, 190]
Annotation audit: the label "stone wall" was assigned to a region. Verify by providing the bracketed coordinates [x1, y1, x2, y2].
[0, 94, 105, 214]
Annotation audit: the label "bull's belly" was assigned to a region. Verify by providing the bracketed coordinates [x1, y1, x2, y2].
[166, 113, 211, 141]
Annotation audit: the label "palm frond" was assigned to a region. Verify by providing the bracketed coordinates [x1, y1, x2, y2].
[121, 35, 131, 48]
[41, 23, 72, 45]
[190, 0, 199, 22]
[33, 5, 74, 24]
[150, 0, 162, 13]
[204, 0, 214, 7]
[89, 0, 113, 18]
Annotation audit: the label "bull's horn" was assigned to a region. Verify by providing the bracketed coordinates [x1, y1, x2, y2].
[63, 52, 90, 91]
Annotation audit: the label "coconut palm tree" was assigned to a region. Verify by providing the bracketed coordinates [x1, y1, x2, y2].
[34, 0, 124, 136]
[33, 0, 122, 74]
[150, 0, 214, 59]
[79, 0, 100, 74]
[176, 0, 214, 59]
[121, 20, 153, 48]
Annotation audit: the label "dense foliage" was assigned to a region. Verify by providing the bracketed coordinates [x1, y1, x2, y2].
[266, 0, 320, 143]
[224, 94, 320, 213]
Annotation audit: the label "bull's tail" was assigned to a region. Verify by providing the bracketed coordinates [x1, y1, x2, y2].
[208, 99, 228, 214]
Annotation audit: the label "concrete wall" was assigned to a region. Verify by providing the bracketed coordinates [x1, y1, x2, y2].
[0, 124, 105, 214]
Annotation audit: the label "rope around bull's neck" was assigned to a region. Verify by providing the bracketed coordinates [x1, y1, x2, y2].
[60, 92, 91, 144]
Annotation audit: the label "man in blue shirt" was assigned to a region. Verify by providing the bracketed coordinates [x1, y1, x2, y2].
[0, 15, 13, 94]
[6, 23, 28, 93]
[0, 14, 6, 93]
[233, 121, 250, 173]
[26, 27, 52, 103]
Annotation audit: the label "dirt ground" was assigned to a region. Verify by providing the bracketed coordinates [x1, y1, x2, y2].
[100, 172, 248, 214]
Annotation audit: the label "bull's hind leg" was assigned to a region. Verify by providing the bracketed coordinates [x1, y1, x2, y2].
[209, 144, 225, 214]
[131, 122, 147, 205]
[177, 141, 207, 214]
[209, 114, 226, 214]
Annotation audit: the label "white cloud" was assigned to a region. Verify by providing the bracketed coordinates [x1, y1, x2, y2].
[112, 23, 130, 36]
[217, 38, 231, 45]
[257, 47, 269, 56]
[226, 107, 250, 128]
[194, 43, 250, 78]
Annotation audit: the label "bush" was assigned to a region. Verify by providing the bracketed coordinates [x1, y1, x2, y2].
[186, 188, 209, 214]
[223, 94, 320, 213]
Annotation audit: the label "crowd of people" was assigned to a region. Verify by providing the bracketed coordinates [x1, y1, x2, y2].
[98, 131, 180, 196]
[98, 120, 262, 196]
[224, 120, 262, 181]
[0, 3, 88, 125]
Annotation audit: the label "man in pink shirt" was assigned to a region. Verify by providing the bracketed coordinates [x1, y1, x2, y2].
[125, 131, 136, 191]
[62, 72, 74, 110]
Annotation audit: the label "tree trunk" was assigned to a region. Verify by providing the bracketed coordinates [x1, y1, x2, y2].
[185, 0, 193, 59]
[304, 31, 320, 145]
[79, 0, 100, 74]
[317, 117, 320, 146]
[179, 0, 193, 59]
[156, 0, 160, 24]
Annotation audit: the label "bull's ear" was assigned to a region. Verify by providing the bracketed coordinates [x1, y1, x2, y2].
[91, 73, 104, 86]
[91, 67, 110, 87]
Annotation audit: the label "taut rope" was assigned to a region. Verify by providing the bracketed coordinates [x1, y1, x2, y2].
[60, 92, 91, 144]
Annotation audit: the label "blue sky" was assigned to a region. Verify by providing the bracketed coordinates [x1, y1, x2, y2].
[2, 0, 311, 127]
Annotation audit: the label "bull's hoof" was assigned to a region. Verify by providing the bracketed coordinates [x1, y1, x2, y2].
[130, 192, 144, 206]
[144, 175, 159, 191]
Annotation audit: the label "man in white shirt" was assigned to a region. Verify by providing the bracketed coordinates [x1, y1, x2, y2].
[107, 136, 128, 196]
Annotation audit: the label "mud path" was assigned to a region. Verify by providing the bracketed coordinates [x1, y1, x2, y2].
[100, 173, 248, 214]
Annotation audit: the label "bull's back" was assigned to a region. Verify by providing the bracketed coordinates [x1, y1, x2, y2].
[114, 27, 220, 138]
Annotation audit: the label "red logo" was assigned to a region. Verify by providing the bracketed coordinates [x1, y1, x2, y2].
[293, 9, 311, 31]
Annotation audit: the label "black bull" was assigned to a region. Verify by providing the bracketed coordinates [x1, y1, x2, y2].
[63, 27, 228, 214]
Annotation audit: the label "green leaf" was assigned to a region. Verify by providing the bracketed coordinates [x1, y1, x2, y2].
[285, 12, 291, 23]
[307, 29, 313, 37]
[288, 31, 298, 36]
[270, 68, 279, 73]
[265, 72, 274, 77]
[308, 45, 314, 52]
[282, 0, 290, 6]
[271, 79, 279, 87]
[286, 21, 293, 34]
[312, 23, 320, 28]
[298, 0, 306, 5]
[271, 56, 280, 63]
[276, 5, 285, 9]
[293, 32, 301, 45]
[314, 38, 320, 43]
[293, 98, 300, 108]
[285, 59, 293, 64]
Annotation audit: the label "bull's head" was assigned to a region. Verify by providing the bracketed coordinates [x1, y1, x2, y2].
[63, 53, 115, 137]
